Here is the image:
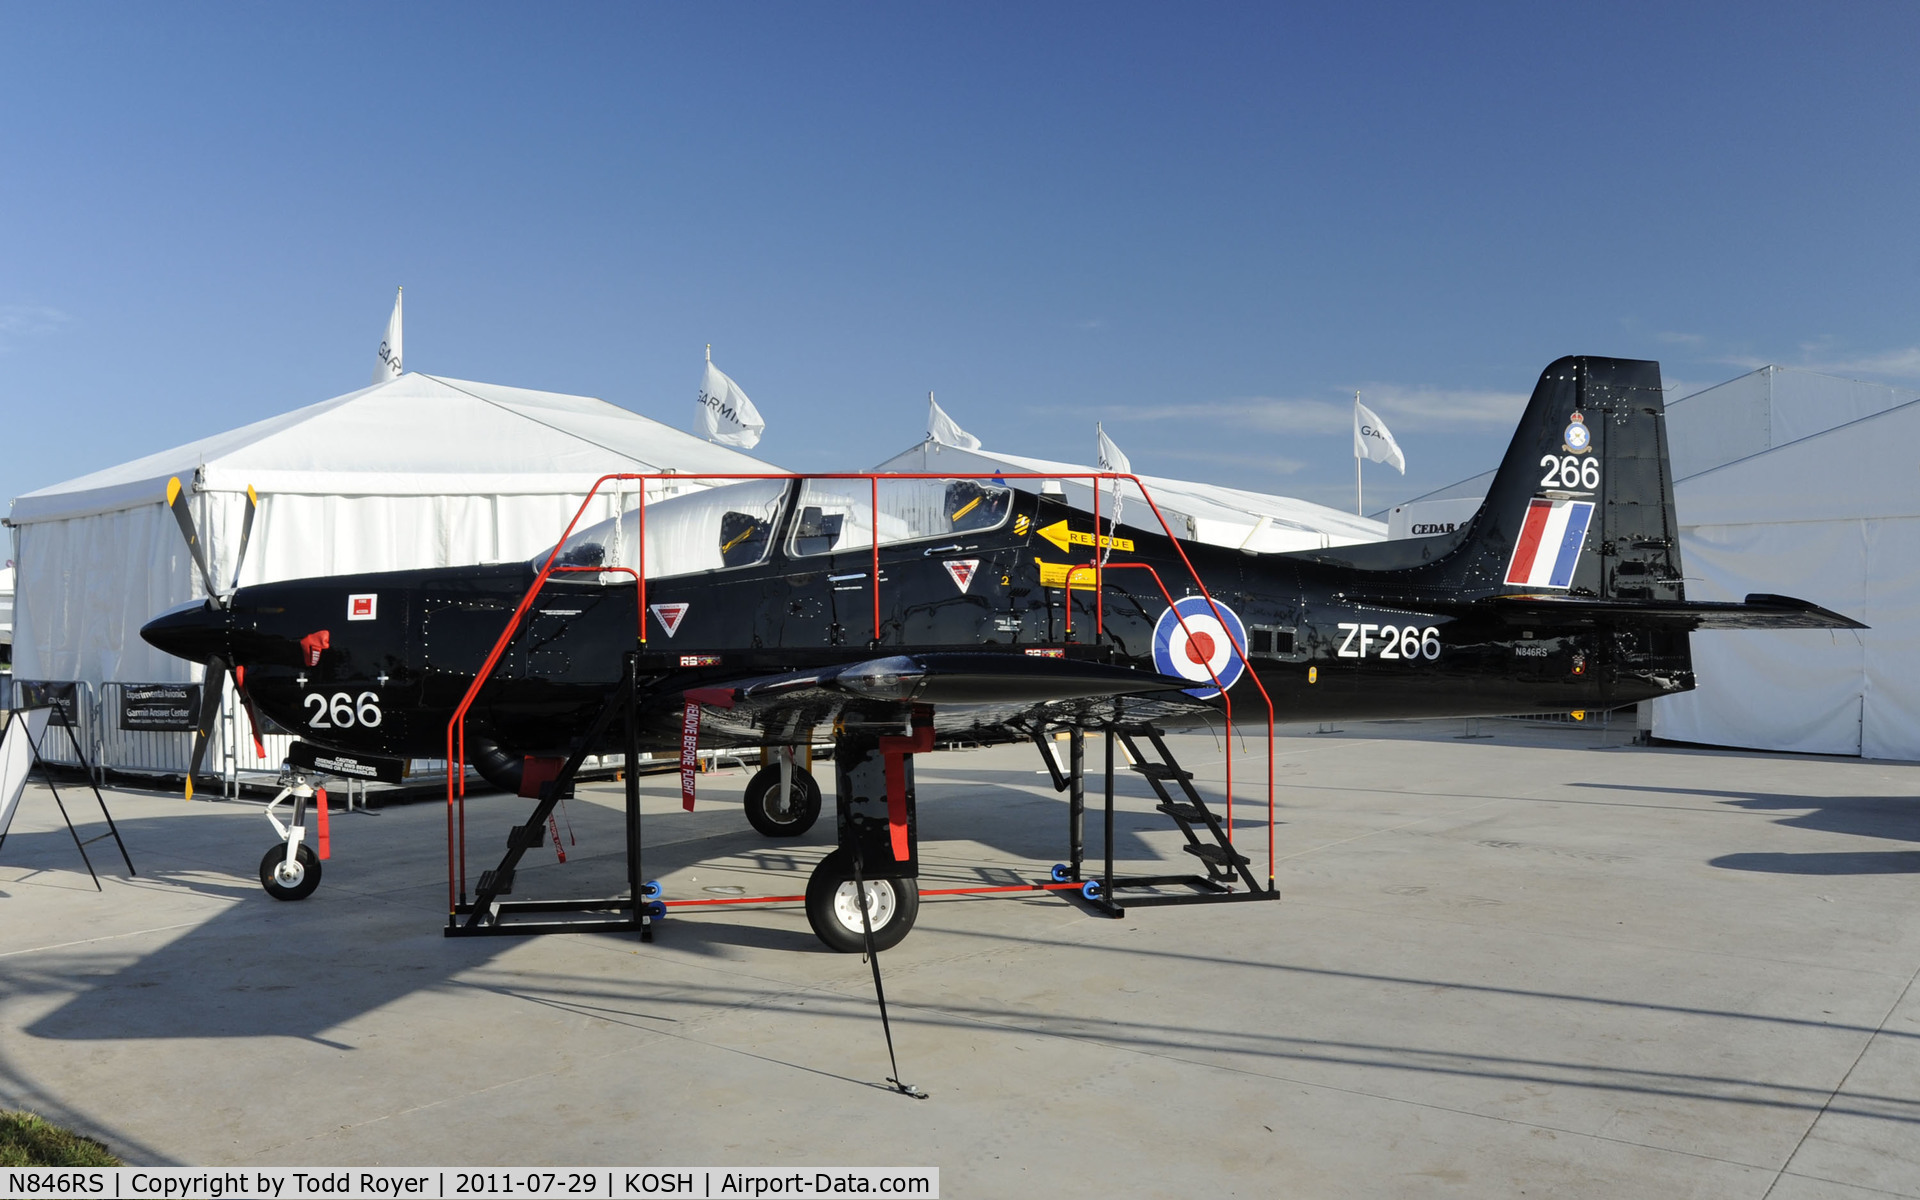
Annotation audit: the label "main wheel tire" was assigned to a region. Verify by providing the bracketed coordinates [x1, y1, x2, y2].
[743, 764, 822, 838]
[804, 847, 919, 953]
[259, 843, 321, 901]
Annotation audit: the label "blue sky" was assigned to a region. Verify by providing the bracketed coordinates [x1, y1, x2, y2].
[3, 3, 1916, 523]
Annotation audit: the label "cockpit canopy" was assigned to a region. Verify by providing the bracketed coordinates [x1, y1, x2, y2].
[538, 476, 1012, 579]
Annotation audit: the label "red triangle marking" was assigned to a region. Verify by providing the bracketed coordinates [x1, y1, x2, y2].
[650, 602, 690, 637]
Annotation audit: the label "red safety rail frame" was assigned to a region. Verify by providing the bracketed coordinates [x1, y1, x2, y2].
[444, 471, 1277, 914]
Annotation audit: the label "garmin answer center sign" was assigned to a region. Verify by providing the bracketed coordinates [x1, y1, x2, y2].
[120, 684, 201, 731]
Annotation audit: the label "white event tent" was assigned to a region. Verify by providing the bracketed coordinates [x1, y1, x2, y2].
[875, 440, 1385, 552]
[6, 372, 779, 777]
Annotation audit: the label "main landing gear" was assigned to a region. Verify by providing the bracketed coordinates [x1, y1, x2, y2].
[259, 766, 329, 901]
[806, 847, 920, 953]
[802, 722, 932, 953]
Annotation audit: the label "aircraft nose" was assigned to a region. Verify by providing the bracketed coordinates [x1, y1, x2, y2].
[141, 599, 230, 663]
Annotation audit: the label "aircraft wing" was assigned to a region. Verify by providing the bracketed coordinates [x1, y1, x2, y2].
[1342, 591, 1866, 631]
[660, 651, 1203, 741]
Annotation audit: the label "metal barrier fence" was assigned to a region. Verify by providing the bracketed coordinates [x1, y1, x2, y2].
[14, 677, 617, 796]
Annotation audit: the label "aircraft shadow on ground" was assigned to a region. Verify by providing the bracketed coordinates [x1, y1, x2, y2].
[11, 772, 1266, 1049]
[1569, 782, 1920, 875]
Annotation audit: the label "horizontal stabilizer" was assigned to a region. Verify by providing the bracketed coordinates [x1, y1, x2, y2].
[1484, 592, 1866, 631]
[1343, 591, 1865, 632]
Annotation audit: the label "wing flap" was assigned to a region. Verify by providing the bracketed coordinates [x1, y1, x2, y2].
[677, 651, 1193, 712]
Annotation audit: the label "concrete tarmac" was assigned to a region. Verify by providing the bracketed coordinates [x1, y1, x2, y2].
[1, 721, 1917, 1198]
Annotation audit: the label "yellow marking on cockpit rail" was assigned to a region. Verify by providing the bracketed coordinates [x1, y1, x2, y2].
[1036, 560, 1099, 590]
[950, 496, 982, 521]
[720, 525, 757, 554]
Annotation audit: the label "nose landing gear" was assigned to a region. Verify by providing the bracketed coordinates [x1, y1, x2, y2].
[743, 748, 822, 838]
[260, 766, 329, 901]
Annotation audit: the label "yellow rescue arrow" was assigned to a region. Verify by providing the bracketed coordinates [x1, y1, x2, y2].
[1035, 519, 1134, 555]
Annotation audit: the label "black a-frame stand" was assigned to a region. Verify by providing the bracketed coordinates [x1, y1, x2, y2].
[0, 705, 136, 890]
[447, 656, 652, 940]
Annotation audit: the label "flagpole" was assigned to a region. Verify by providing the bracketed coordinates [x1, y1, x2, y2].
[1354, 390, 1363, 517]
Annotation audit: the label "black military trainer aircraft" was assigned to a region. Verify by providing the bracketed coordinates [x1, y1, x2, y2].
[143, 355, 1861, 951]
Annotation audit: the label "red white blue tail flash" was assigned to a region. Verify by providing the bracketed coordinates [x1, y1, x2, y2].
[1505, 499, 1594, 589]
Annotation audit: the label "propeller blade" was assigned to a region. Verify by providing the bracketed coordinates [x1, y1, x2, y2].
[228, 484, 258, 593]
[166, 476, 222, 604]
[232, 663, 266, 758]
[185, 657, 227, 802]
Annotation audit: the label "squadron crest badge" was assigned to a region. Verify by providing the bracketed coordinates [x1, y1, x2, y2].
[1563, 412, 1591, 453]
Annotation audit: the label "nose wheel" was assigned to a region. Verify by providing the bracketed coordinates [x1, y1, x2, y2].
[259, 843, 321, 901]
[743, 760, 822, 838]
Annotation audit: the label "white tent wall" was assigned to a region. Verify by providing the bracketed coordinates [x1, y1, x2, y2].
[13, 498, 201, 684]
[1652, 520, 1870, 756]
[241, 489, 630, 583]
[1862, 517, 1920, 760]
[1650, 396, 1920, 760]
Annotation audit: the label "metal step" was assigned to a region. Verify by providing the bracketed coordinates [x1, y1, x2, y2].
[1131, 761, 1194, 782]
[507, 822, 546, 851]
[1155, 802, 1209, 823]
[476, 868, 515, 896]
[1182, 843, 1250, 869]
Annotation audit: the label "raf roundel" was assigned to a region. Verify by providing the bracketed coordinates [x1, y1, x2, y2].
[1151, 596, 1249, 699]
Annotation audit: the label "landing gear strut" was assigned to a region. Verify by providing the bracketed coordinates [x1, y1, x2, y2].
[803, 721, 931, 952]
[743, 750, 822, 838]
[260, 766, 328, 901]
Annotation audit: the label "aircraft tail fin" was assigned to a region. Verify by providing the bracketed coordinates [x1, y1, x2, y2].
[1450, 355, 1682, 602]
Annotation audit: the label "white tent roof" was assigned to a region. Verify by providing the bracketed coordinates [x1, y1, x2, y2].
[874, 440, 1385, 551]
[9, 373, 778, 525]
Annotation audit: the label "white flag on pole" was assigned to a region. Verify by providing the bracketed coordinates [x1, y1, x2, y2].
[1095, 423, 1131, 559]
[697, 349, 766, 449]
[1353, 397, 1405, 473]
[927, 393, 981, 450]
[372, 287, 403, 384]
